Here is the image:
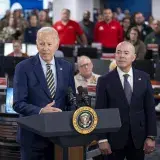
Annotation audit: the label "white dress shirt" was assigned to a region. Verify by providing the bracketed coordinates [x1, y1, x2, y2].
[38, 55, 57, 114]
[39, 55, 57, 89]
[117, 67, 133, 91]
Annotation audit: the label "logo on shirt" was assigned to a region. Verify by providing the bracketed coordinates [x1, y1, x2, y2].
[99, 26, 104, 31]
[68, 26, 74, 29]
[111, 26, 116, 30]
[57, 25, 62, 30]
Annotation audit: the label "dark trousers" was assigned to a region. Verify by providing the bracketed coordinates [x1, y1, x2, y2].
[20, 142, 54, 160]
[104, 133, 144, 160]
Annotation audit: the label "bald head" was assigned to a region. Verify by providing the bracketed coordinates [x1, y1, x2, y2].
[61, 8, 70, 22]
[83, 10, 90, 20]
[116, 41, 135, 55]
[115, 41, 136, 72]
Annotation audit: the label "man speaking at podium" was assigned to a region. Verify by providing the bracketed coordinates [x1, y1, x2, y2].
[13, 27, 75, 160]
[96, 41, 157, 160]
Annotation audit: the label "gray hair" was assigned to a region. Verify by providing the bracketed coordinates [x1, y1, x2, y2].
[77, 55, 92, 67]
[37, 27, 59, 43]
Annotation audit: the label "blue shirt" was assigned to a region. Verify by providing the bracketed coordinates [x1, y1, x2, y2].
[39, 55, 57, 89]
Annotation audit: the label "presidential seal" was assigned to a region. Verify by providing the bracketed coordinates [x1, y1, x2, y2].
[72, 106, 98, 134]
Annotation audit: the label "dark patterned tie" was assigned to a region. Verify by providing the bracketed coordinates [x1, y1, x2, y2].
[123, 74, 132, 104]
[46, 64, 55, 98]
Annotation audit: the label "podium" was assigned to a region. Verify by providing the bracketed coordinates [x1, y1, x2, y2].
[17, 108, 121, 160]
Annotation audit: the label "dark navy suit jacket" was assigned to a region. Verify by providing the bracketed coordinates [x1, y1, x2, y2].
[13, 54, 75, 148]
[96, 68, 157, 150]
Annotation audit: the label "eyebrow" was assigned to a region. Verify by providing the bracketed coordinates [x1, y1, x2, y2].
[116, 50, 129, 53]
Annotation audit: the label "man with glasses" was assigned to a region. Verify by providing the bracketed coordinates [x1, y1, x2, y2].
[74, 55, 99, 93]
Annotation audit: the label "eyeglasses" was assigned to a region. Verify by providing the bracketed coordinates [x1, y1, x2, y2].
[79, 63, 92, 68]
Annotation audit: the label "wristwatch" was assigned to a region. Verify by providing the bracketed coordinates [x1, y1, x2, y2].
[147, 136, 156, 141]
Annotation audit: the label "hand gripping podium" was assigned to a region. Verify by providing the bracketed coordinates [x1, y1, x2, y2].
[17, 108, 121, 160]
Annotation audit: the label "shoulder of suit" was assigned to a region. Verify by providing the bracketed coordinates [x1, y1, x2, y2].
[15, 56, 35, 69]
[133, 68, 150, 78]
[55, 58, 73, 67]
[98, 69, 115, 81]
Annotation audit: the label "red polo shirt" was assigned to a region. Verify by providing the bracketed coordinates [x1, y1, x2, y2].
[53, 20, 84, 45]
[94, 20, 123, 48]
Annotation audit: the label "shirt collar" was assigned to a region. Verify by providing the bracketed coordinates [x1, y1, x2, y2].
[39, 54, 55, 66]
[117, 67, 133, 78]
[76, 72, 95, 81]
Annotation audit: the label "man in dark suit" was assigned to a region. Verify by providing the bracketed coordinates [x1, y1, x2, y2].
[96, 41, 157, 160]
[13, 27, 76, 160]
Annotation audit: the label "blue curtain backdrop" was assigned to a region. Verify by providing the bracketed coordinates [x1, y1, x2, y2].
[105, 0, 151, 19]
[10, 0, 43, 10]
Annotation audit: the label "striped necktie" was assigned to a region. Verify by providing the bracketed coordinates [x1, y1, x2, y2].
[46, 64, 55, 98]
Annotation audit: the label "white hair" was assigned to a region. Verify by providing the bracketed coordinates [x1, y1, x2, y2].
[37, 27, 59, 43]
[77, 55, 92, 67]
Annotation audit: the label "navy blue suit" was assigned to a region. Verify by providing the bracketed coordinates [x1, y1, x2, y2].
[96, 68, 157, 160]
[13, 54, 75, 160]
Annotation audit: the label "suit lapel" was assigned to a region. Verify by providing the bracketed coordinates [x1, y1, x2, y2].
[131, 69, 142, 104]
[114, 69, 128, 104]
[54, 58, 63, 100]
[32, 54, 51, 98]
[113, 69, 129, 106]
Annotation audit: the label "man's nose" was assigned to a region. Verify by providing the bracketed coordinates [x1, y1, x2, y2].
[43, 45, 48, 51]
[120, 53, 125, 58]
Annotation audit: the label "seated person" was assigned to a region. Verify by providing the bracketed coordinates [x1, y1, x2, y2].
[74, 55, 100, 93]
[127, 27, 146, 60]
[8, 40, 28, 57]
[145, 20, 160, 45]
[109, 59, 117, 71]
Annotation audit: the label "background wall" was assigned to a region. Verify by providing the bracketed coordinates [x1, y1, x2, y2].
[152, 0, 160, 20]
[3, 0, 158, 21]
[53, 0, 94, 22]
[10, 0, 43, 10]
[105, 0, 152, 19]
[0, 0, 10, 19]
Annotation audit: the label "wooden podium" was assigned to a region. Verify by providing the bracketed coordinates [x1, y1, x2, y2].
[55, 145, 83, 160]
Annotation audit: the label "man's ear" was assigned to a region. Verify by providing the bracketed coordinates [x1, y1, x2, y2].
[55, 42, 59, 51]
[132, 54, 136, 62]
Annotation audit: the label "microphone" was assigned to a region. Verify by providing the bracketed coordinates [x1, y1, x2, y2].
[77, 86, 90, 106]
[67, 87, 78, 110]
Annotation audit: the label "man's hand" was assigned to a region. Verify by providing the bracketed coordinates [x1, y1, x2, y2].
[40, 101, 62, 114]
[143, 138, 156, 154]
[98, 141, 112, 155]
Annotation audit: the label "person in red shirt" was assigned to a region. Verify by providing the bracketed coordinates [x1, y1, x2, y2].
[94, 8, 123, 49]
[53, 8, 87, 45]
